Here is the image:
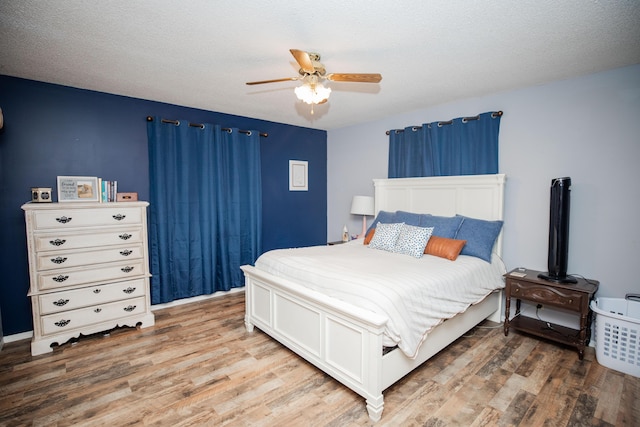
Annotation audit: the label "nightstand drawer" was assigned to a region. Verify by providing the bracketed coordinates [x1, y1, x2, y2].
[509, 280, 583, 311]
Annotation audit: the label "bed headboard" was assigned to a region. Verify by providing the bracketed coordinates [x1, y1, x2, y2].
[373, 174, 506, 255]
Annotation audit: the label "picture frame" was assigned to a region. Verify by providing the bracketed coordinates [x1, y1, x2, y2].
[57, 176, 100, 202]
[289, 160, 308, 191]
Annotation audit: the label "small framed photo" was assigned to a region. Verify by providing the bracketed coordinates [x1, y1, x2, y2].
[57, 176, 100, 202]
[289, 160, 308, 191]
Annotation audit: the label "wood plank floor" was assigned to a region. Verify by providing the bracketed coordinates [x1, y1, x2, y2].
[1, 291, 638, 426]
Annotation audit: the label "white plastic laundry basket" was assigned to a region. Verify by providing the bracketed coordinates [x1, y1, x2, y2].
[590, 295, 640, 378]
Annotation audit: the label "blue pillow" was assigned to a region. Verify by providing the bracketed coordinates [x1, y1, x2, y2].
[454, 215, 503, 262]
[366, 211, 396, 235]
[419, 214, 464, 239]
[395, 211, 422, 227]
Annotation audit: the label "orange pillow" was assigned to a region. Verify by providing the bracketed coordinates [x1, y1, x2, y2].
[364, 228, 376, 245]
[424, 236, 466, 261]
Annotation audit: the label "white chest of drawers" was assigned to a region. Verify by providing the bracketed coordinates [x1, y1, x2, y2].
[22, 201, 155, 356]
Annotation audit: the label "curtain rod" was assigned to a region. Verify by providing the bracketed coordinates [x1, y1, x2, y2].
[146, 116, 268, 138]
[385, 111, 503, 135]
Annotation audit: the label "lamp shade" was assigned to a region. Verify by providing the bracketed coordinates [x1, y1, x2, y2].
[350, 196, 375, 216]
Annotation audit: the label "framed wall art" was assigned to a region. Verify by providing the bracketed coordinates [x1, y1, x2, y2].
[57, 176, 100, 202]
[289, 160, 308, 191]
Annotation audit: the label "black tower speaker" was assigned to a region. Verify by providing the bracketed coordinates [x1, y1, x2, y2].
[538, 177, 577, 283]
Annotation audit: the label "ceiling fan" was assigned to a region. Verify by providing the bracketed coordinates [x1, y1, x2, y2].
[246, 49, 382, 112]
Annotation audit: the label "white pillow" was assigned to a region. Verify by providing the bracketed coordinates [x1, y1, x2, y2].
[393, 224, 434, 258]
[368, 222, 404, 252]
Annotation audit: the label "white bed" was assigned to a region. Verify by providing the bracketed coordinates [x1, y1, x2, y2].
[240, 174, 506, 421]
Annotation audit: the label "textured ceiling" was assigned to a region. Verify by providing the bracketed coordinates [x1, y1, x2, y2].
[1, 1, 639, 130]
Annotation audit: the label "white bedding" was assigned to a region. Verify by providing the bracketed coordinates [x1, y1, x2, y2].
[254, 239, 506, 358]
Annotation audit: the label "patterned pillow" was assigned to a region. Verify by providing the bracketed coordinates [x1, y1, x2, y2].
[368, 222, 404, 252]
[393, 224, 434, 258]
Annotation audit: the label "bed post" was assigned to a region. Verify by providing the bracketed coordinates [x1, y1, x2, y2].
[366, 396, 384, 422]
[243, 272, 256, 332]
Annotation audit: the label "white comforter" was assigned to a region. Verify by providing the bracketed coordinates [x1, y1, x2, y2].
[254, 239, 506, 358]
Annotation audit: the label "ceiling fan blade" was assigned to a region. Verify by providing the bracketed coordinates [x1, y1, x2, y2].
[325, 73, 382, 83]
[290, 49, 315, 74]
[246, 77, 299, 85]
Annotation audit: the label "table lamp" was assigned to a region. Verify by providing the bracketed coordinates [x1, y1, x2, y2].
[350, 195, 375, 238]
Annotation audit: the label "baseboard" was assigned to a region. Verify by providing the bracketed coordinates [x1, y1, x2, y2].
[3, 331, 33, 344]
[1, 287, 246, 346]
[150, 287, 245, 311]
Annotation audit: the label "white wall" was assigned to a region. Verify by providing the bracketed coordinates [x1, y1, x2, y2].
[328, 64, 640, 299]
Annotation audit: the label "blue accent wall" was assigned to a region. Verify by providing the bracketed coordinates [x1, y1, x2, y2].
[0, 75, 327, 335]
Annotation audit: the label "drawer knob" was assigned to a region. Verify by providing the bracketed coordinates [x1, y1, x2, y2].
[52, 275, 69, 283]
[514, 288, 520, 293]
[123, 287, 136, 294]
[119, 233, 132, 240]
[50, 256, 68, 264]
[568, 299, 573, 304]
[93, 289, 101, 294]
[49, 239, 66, 247]
[53, 298, 69, 307]
[94, 308, 102, 313]
[55, 216, 72, 224]
[113, 214, 126, 221]
[124, 305, 137, 312]
[120, 249, 133, 256]
[121, 266, 134, 273]
[54, 319, 70, 328]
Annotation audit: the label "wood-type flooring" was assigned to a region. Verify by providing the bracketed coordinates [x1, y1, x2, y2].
[0, 291, 638, 426]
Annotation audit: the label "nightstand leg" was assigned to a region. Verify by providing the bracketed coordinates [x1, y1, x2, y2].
[504, 295, 511, 336]
[578, 312, 588, 360]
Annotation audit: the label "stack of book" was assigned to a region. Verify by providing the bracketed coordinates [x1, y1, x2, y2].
[99, 179, 118, 202]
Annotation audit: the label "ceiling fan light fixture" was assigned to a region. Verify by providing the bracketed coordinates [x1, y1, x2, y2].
[294, 82, 331, 105]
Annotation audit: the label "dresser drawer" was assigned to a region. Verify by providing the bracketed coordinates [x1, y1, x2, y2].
[37, 244, 143, 271]
[39, 279, 147, 315]
[32, 207, 142, 230]
[37, 260, 145, 291]
[40, 296, 146, 336]
[509, 281, 584, 311]
[34, 228, 143, 252]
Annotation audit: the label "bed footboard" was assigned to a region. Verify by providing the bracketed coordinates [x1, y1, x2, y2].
[241, 264, 388, 421]
[241, 265, 503, 422]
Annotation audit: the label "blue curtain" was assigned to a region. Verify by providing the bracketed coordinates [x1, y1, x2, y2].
[388, 111, 501, 178]
[147, 118, 262, 304]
